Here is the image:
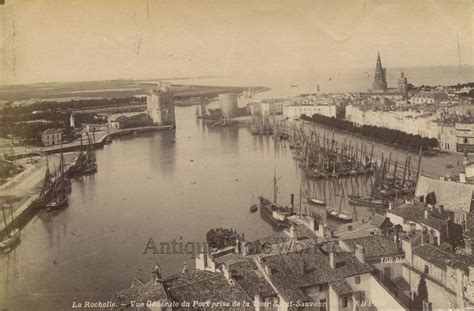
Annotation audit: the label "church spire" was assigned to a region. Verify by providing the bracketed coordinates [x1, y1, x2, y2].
[372, 52, 387, 92]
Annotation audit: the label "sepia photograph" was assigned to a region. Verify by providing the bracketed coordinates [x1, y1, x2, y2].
[0, 0, 473, 310]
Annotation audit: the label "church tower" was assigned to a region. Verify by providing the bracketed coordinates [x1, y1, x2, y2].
[372, 52, 388, 92]
[398, 71, 408, 99]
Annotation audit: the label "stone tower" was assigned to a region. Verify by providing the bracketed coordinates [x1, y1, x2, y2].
[398, 71, 408, 99]
[372, 52, 388, 92]
[146, 82, 176, 127]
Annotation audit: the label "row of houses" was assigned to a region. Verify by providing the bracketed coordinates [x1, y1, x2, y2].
[346, 105, 474, 152]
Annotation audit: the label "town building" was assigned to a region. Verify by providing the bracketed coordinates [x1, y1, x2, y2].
[146, 82, 176, 127]
[41, 128, 63, 146]
[283, 104, 336, 119]
[414, 175, 473, 225]
[108, 112, 151, 129]
[410, 90, 448, 105]
[401, 238, 474, 309]
[455, 122, 474, 153]
[372, 53, 388, 92]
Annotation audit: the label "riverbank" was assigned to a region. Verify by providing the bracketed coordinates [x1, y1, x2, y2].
[0, 153, 77, 239]
[0, 125, 174, 239]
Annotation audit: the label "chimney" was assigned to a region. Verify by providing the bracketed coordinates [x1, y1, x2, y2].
[309, 216, 318, 232]
[242, 241, 249, 256]
[428, 231, 435, 244]
[329, 251, 336, 269]
[355, 244, 365, 263]
[388, 202, 393, 210]
[235, 236, 241, 254]
[424, 209, 429, 219]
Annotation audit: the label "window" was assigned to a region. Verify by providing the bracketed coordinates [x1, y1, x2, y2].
[342, 296, 349, 308]
[464, 138, 468, 144]
[319, 299, 327, 311]
[424, 264, 429, 274]
[355, 276, 361, 284]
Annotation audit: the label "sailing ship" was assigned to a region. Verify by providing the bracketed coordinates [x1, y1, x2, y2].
[68, 135, 97, 177]
[259, 173, 293, 228]
[326, 185, 352, 222]
[0, 199, 21, 251]
[347, 195, 388, 209]
[46, 150, 71, 212]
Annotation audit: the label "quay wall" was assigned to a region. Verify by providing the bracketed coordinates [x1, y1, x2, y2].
[8, 125, 174, 160]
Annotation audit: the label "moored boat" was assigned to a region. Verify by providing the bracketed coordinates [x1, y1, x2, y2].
[46, 194, 68, 212]
[0, 228, 21, 250]
[347, 195, 388, 208]
[307, 197, 326, 206]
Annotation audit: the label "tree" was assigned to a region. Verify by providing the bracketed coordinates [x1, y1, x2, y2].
[412, 276, 428, 311]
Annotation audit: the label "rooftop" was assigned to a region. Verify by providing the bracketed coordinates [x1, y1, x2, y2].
[413, 244, 474, 274]
[387, 205, 447, 231]
[42, 128, 63, 135]
[341, 235, 403, 260]
[261, 244, 372, 302]
[165, 270, 252, 309]
[415, 175, 474, 213]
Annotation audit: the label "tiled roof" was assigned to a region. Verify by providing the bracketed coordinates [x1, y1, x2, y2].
[413, 244, 474, 274]
[370, 214, 388, 228]
[228, 260, 277, 298]
[333, 221, 380, 239]
[165, 270, 252, 309]
[388, 205, 447, 231]
[113, 279, 169, 308]
[261, 244, 372, 302]
[341, 235, 403, 259]
[42, 128, 62, 135]
[415, 175, 474, 213]
[330, 279, 353, 296]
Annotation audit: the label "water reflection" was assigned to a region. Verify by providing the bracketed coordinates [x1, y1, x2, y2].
[1, 106, 378, 310]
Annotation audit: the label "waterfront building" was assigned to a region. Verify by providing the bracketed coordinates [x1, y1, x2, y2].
[218, 93, 239, 120]
[250, 100, 284, 116]
[108, 112, 151, 129]
[372, 52, 388, 92]
[41, 128, 62, 146]
[283, 104, 336, 119]
[147, 82, 176, 127]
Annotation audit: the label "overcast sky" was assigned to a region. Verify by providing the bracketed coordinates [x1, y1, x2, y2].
[0, 0, 472, 85]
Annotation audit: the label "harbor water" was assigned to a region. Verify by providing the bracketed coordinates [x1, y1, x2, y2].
[0, 107, 374, 310]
